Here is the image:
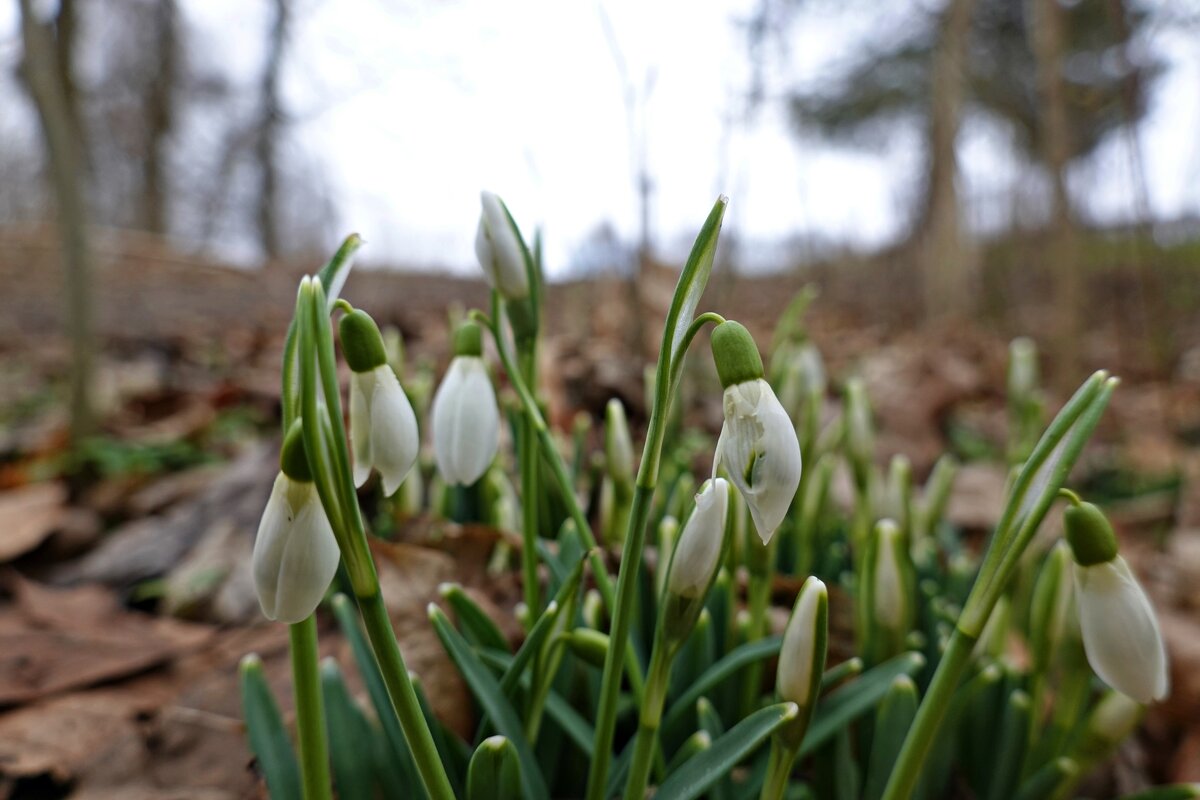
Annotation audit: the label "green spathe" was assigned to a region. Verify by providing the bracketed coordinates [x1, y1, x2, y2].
[710, 321, 764, 389]
[453, 320, 484, 357]
[339, 309, 388, 372]
[279, 419, 312, 482]
[1064, 501, 1119, 567]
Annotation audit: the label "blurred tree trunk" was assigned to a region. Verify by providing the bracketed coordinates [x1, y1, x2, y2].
[256, 0, 289, 261]
[141, 0, 178, 235]
[918, 0, 976, 319]
[1031, 0, 1081, 382]
[19, 0, 95, 446]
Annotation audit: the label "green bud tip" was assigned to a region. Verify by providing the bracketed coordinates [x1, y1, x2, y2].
[452, 320, 483, 357]
[710, 320, 764, 388]
[339, 308, 388, 372]
[280, 419, 312, 482]
[1063, 500, 1119, 567]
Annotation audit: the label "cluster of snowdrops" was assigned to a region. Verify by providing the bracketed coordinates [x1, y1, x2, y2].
[238, 194, 1186, 800]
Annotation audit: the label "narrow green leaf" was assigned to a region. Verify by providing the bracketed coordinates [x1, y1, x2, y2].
[430, 606, 550, 800]
[441, 582, 510, 653]
[665, 197, 728, 365]
[1118, 787, 1200, 800]
[863, 675, 919, 800]
[654, 702, 799, 800]
[799, 651, 925, 757]
[985, 690, 1031, 800]
[502, 553, 586, 696]
[666, 731, 712, 774]
[1014, 757, 1077, 800]
[467, 736, 523, 800]
[695, 698, 730, 800]
[239, 654, 301, 800]
[662, 636, 782, 739]
[477, 648, 596, 757]
[320, 658, 376, 800]
[330, 594, 426, 797]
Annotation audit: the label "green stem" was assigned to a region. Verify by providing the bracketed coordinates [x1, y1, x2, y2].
[519, 415, 541, 616]
[289, 616, 333, 800]
[585, 311, 724, 800]
[879, 627, 977, 800]
[360, 592, 458, 800]
[760, 739, 796, 800]
[623, 641, 672, 800]
[296, 280, 454, 800]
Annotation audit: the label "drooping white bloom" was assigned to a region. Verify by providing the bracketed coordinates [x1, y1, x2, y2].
[253, 473, 340, 623]
[350, 364, 419, 495]
[714, 378, 802, 544]
[475, 191, 529, 300]
[777, 577, 828, 707]
[431, 355, 500, 486]
[1074, 555, 1169, 703]
[667, 479, 730, 599]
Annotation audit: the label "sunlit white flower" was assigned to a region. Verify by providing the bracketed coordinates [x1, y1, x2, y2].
[475, 191, 529, 300]
[431, 355, 500, 486]
[714, 378, 802, 544]
[777, 576, 828, 708]
[253, 473, 340, 623]
[667, 479, 730, 599]
[1074, 555, 1169, 703]
[350, 364, 419, 495]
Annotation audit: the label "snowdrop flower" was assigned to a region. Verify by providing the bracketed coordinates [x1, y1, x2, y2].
[339, 308, 419, 495]
[1065, 499, 1169, 703]
[253, 424, 340, 623]
[710, 321, 802, 545]
[431, 321, 500, 486]
[666, 478, 730, 600]
[475, 191, 529, 301]
[604, 398, 635, 487]
[777, 576, 828, 711]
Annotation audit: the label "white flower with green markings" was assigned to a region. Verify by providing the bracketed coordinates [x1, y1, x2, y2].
[340, 308, 419, 496]
[431, 321, 500, 486]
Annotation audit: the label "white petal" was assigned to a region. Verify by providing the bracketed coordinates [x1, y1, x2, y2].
[252, 475, 340, 623]
[252, 473, 294, 620]
[349, 371, 373, 488]
[719, 380, 802, 544]
[1075, 557, 1169, 703]
[271, 482, 341, 623]
[667, 479, 730, 599]
[367, 365, 419, 496]
[432, 357, 500, 486]
[478, 192, 528, 298]
[778, 577, 826, 706]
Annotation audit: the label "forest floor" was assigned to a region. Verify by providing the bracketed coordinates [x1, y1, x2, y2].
[1, 234, 1199, 798]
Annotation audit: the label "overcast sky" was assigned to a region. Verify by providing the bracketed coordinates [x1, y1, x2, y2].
[3, 0, 1198, 274]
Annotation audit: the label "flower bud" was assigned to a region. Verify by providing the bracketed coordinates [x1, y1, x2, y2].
[475, 191, 529, 300]
[844, 378, 875, 490]
[341, 309, 420, 495]
[604, 398, 635, 487]
[1072, 554, 1168, 703]
[252, 431, 340, 623]
[1063, 498, 1168, 703]
[711, 323, 801, 545]
[667, 479, 730, 600]
[777, 577, 828, 712]
[860, 519, 914, 663]
[431, 323, 500, 486]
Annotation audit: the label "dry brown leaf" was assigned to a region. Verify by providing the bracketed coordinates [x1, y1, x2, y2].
[0, 482, 67, 562]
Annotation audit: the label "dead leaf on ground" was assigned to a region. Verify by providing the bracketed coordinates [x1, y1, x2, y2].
[0, 482, 67, 562]
[0, 574, 213, 707]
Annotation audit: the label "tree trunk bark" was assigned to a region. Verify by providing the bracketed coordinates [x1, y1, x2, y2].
[257, 0, 288, 261]
[1031, 0, 1082, 383]
[141, 0, 178, 235]
[918, 0, 976, 319]
[19, 0, 95, 447]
